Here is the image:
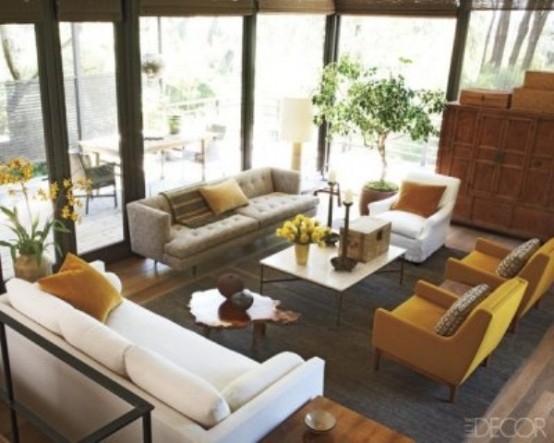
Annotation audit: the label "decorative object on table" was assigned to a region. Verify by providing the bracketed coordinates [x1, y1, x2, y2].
[0, 158, 88, 282]
[216, 273, 245, 298]
[341, 217, 391, 263]
[331, 191, 357, 272]
[280, 97, 313, 172]
[312, 56, 445, 215]
[276, 214, 330, 265]
[230, 289, 254, 311]
[304, 409, 337, 434]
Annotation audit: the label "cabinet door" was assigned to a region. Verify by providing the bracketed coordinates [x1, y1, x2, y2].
[521, 119, 554, 209]
[495, 117, 530, 200]
[470, 113, 505, 196]
[438, 106, 478, 219]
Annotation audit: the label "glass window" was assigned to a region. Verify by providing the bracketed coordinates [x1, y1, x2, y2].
[60, 22, 124, 254]
[0, 24, 48, 279]
[140, 17, 243, 194]
[333, 16, 456, 190]
[461, 10, 554, 90]
[253, 14, 325, 178]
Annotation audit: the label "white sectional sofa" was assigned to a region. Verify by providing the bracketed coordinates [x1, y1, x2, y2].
[0, 263, 325, 442]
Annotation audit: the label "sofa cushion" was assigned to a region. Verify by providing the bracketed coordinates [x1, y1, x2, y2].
[234, 167, 275, 199]
[221, 352, 304, 411]
[125, 345, 231, 427]
[165, 214, 259, 258]
[391, 181, 447, 217]
[199, 179, 249, 215]
[6, 278, 74, 335]
[434, 284, 491, 336]
[58, 306, 132, 376]
[107, 300, 258, 390]
[235, 193, 319, 228]
[38, 253, 122, 322]
[372, 210, 426, 239]
[160, 186, 214, 227]
[496, 238, 541, 278]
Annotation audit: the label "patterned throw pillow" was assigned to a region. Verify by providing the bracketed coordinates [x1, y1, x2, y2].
[495, 238, 541, 278]
[435, 284, 491, 337]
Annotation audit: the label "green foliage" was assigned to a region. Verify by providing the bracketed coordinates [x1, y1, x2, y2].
[364, 180, 399, 192]
[312, 56, 445, 182]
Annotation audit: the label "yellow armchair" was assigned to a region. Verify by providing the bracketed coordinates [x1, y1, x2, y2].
[445, 238, 554, 330]
[372, 278, 527, 402]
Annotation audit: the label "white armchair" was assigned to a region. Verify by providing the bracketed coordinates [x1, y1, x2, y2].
[368, 170, 461, 263]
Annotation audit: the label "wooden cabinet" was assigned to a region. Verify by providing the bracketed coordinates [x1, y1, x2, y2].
[437, 103, 554, 240]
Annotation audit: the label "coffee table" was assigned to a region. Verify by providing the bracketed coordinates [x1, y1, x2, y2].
[189, 289, 299, 349]
[259, 244, 406, 325]
[260, 395, 414, 442]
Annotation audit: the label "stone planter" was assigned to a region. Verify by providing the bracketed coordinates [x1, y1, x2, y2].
[359, 187, 397, 216]
[14, 254, 53, 282]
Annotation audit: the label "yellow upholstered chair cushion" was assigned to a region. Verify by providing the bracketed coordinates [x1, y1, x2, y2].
[199, 178, 249, 215]
[390, 181, 447, 217]
[38, 253, 122, 322]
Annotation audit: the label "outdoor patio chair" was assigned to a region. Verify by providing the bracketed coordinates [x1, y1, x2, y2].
[69, 152, 118, 215]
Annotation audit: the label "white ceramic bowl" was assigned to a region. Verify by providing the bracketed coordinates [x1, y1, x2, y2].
[304, 409, 337, 433]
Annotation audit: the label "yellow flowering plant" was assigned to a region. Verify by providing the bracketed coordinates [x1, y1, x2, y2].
[0, 158, 88, 264]
[276, 214, 331, 246]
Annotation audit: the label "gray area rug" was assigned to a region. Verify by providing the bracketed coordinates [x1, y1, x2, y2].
[144, 242, 554, 443]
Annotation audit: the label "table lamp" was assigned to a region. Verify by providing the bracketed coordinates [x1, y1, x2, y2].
[280, 97, 313, 171]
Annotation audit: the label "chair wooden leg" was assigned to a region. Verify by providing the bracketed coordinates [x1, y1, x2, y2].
[509, 318, 518, 333]
[373, 348, 381, 372]
[481, 354, 491, 367]
[448, 384, 458, 403]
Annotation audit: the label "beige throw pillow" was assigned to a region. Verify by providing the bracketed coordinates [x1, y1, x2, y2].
[199, 179, 249, 215]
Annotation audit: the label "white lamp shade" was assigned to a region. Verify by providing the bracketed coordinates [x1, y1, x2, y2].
[280, 97, 313, 143]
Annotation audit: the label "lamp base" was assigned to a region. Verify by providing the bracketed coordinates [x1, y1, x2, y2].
[291, 142, 302, 171]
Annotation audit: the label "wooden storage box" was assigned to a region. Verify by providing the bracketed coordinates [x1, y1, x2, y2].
[524, 70, 554, 91]
[511, 87, 554, 114]
[340, 216, 391, 263]
[459, 88, 512, 109]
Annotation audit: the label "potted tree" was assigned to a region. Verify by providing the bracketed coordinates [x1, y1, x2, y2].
[312, 56, 445, 215]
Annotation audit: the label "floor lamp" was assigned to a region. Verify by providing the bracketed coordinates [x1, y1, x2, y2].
[280, 97, 313, 172]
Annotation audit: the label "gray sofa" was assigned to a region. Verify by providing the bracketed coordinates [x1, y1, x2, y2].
[127, 167, 319, 271]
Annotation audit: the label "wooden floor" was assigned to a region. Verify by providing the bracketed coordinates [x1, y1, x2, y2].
[1, 224, 552, 442]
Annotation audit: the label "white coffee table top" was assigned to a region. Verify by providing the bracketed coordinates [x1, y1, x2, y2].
[260, 244, 406, 292]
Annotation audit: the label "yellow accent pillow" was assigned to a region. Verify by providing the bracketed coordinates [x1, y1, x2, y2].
[199, 179, 249, 216]
[38, 253, 122, 322]
[391, 181, 447, 217]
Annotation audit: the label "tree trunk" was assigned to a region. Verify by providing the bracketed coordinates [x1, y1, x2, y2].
[480, 9, 497, 72]
[508, 10, 532, 67]
[0, 25, 21, 80]
[521, 7, 551, 71]
[488, 2, 513, 69]
[378, 133, 387, 183]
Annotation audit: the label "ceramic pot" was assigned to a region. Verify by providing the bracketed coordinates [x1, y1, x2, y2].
[14, 254, 53, 283]
[358, 187, 397, 216]
[230, 291, 254, 311]
[295, 243, 310, 266]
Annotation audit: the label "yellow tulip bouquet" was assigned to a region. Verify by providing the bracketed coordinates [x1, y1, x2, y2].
[276, 214, 330, 246]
